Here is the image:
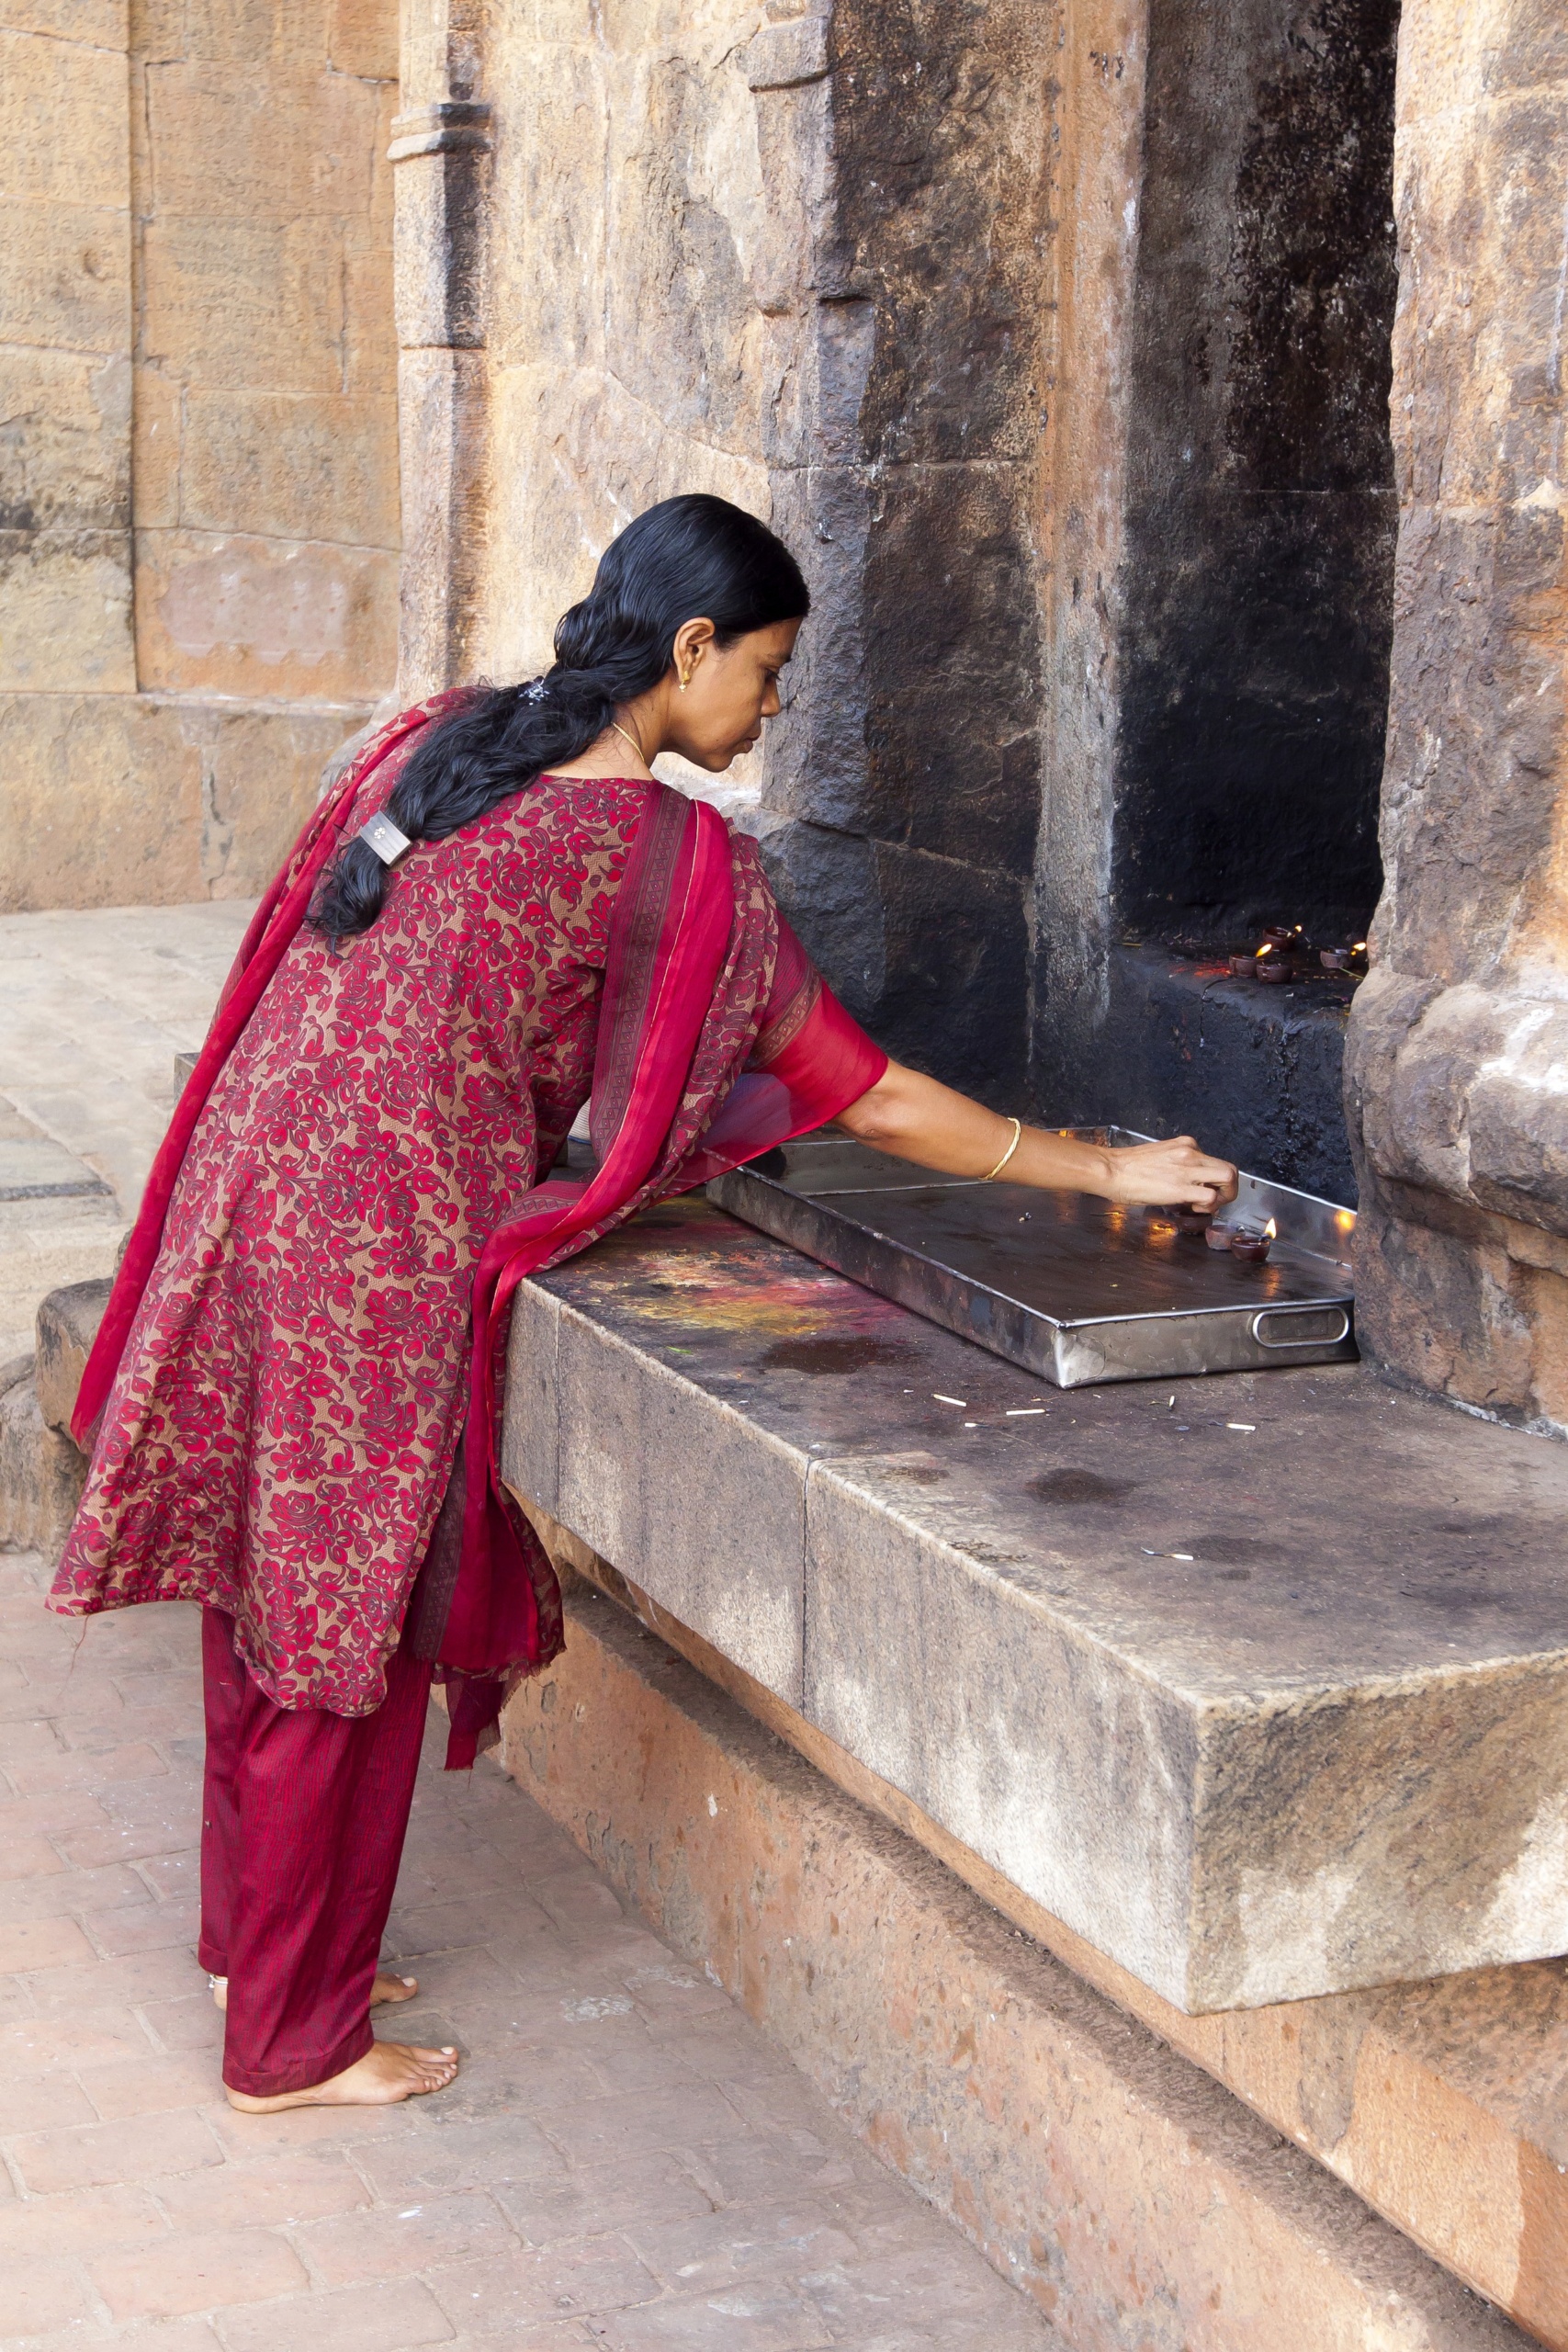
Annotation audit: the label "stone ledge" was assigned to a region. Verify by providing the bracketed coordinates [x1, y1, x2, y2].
[506, 1195, 1568, 2012]
[497, 1565, 1534, 2352]
[1098, 944, 1359, 1203]
[0, 1369, 85, 1556]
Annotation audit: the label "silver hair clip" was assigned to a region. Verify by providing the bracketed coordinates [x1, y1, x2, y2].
[357, 811, 413, 865]
[523, 679, 549, 703]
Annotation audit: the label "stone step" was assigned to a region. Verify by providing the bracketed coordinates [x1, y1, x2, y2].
[0, 1133, 114, 1204]
[0, 1363, 86, 1555]
[34, 1273, 114, 1435]
[498, 1550, 1535, 2352]
[0, 1275, 106, 1561]
[508, 1193, 1568, 2013]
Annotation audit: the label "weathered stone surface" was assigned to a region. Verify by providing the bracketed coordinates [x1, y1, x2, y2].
[130, 366, 180, 530]
[0, 528, 134, 694]
[343, 217, 398, 396]
[390, 103, 491, 351]
[135, 529, 397, 702]
[189, 698, 382, 892]
[0, 1134, 109, 1205]
[0, 345, 130, 533]
[1345, 0, 1568, 1430]
[0, 692, 201, 906]
[762, 821, 1032, 1105]
[524, 1284, 813, 1705]
[0, 2, 127, 44]
[395, 347, 491, 698]
[532, 1520, 1568, 2349]
[329, 0, 397, 79]
[436, 0, 1405, 1202]
[0, 692, 373, 910]
[0, 25, 128, 209]
[179, 390, 399, 548]
[143, 62, 381, 220]
[0, 13, 135, 716]
[140, 215, 349, 397]
[513, 1197, 1568, 2013]
[1092, 946, 1359, 1203]
[0, 197, 128, 353]
[0, 1371, 86, 1555]
[755, 1, 1050, 1100]
[1111, 0, 1399, 945]
[1033, 0, 1401, 1198]
[5, 0, 399, 910]
[33, 1274, 111, 1439]
[500, 1572, 1534, 2351]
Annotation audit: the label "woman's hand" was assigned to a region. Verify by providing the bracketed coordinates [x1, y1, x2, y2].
[837, 1062, 1238, 1207]
[1099, 1135, 1238, 1211]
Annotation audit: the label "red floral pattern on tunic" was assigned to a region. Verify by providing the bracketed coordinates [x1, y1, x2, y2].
[51, 769, 653, 1715]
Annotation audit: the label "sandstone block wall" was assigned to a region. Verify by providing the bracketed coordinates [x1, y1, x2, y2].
[1, 0, 400, 912]
[409, 0, 1401, 1141]
[1345, 0, 1568, 1432]
[400, 0, 1053, 1102]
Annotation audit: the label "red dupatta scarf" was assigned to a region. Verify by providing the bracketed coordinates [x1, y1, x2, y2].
[73, 704, 886, 1764]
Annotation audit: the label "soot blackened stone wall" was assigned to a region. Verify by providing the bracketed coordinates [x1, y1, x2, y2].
[1114, 0, 1400, 949]
[761, 0, 1053, 1108]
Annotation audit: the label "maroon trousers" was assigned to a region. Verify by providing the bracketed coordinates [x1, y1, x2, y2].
[198, 1607, 433, 2097]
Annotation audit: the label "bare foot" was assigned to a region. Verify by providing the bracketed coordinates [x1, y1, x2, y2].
[209, 1971, 418, 2013]
[225, 2040, 459, 2111]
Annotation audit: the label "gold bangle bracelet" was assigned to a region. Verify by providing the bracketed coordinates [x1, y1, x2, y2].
[981, 1115, 1022, 1182]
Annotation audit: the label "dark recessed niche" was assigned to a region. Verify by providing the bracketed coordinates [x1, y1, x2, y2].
[1111, 0, 1400, 954]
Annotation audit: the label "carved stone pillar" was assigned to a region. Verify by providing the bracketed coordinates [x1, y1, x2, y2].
[1345, 0, 1568, 1432]
[390, 84, 492, 697]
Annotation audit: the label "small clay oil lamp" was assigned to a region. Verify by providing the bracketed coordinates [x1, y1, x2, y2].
[1253, 942, 1292, 984]
[1227, 1217, 1277, 1264]
[1165, 1204, 1213, 1236]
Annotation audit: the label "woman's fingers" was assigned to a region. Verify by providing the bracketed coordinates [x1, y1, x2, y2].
[1108, 1137, 1239, 1207]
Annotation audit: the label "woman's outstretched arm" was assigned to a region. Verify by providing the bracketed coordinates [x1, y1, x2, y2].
[835, 1058, 1238, 1211]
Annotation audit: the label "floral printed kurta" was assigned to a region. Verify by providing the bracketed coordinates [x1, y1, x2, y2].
[51, 768, 694, 1714]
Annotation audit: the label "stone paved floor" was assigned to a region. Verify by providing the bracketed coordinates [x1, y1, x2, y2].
[0, 904, 254, 1366]
[0, 1560, 1057, 2352]
[0, 903, 1056, 2345]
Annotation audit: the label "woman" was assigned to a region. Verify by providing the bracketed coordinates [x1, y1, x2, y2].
[50, 494, 1235, 2115]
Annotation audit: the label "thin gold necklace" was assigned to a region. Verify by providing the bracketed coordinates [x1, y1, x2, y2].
[607, 719, 649, 772]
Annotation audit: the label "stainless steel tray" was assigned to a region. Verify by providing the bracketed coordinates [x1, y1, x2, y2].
[706, 1127, 1357, 1386]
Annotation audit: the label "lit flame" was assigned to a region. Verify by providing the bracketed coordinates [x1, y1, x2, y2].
[1256, 943, 1272, 957]
[1264, 1218, 1278, 1241]
[1352, 941, 1367, 954]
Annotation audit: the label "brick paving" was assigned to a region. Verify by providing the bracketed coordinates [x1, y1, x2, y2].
[0, 1546, 1056, 2352]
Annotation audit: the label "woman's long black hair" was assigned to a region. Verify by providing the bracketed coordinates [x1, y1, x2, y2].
[312, 492, 810, 939]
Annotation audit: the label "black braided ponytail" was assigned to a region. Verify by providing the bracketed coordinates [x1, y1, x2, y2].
[312, 493, 809, 939]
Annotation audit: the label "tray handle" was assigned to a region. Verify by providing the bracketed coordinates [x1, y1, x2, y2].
[1250, 1305, 1351, 1350]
